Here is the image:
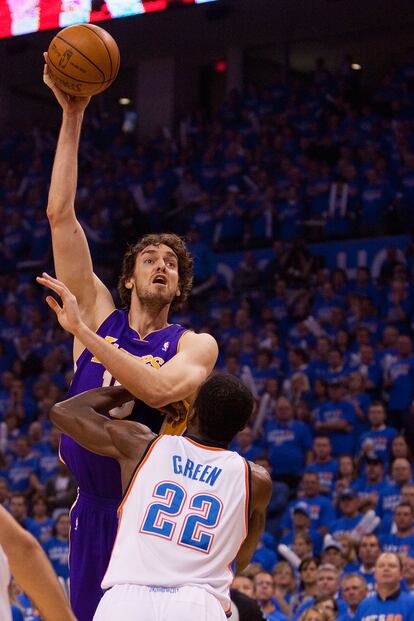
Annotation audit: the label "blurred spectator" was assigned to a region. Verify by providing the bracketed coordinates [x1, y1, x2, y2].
[306, 435, 338, 496]
[281, 472, 335, 535]
[263, 397, 312, 489]
[290, 558, 320, 615]
[45, 462, 77, 518]
[402, 555, 414, 595]
[253, 571, 289, 621]
[378, 458, 413, 527]
[321, 541, 346, 573]
[314, 380, 356, 456]
[294, 564, 346, 620]
[337, 574, 368, 621]
[43, 512, 70, 598]
[7, 436, 40, 495]
[353, 534, 381, 594]
[356, 403, 397, 468]
[25, 493, 54, 543]
[354, 552, 414, 621]
[353, 453, 386, 511]
[380, 503, 414, 556]
[385, 336, 414, 430]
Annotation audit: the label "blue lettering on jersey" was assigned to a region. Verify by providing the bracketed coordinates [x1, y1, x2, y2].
[172, 455, 222, 487]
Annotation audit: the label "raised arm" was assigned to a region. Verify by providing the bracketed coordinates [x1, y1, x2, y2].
[50, 386, 155, 461]
[0, 506, 76, 621]
[235, 463, 272, 573]
[37, 273, 218, 407]
[44, 58, 114, 339]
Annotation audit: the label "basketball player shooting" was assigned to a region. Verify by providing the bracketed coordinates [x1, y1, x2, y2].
[49, 374, 272, 621]
[41, 59, 218, 621]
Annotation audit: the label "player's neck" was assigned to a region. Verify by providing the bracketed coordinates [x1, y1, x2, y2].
[129, 300, 171, 338]
[186, 423, 229, 449]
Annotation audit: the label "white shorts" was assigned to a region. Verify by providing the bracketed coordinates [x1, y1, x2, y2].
[93, 584, 227, 621]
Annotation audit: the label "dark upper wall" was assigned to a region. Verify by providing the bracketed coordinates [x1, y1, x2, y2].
[1, 0, 414, 128]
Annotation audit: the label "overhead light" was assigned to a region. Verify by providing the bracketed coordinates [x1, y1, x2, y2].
[351, 63, 362, 71]
[119, 97, 131, 106]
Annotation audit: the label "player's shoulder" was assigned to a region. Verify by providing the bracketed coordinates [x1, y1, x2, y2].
[249, 461, 272, 507]
[179, 330, 218, 354]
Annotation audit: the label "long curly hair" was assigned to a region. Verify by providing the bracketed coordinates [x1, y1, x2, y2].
[117, 233, 193, 312]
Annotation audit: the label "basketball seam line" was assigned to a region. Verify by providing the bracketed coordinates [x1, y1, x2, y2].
[47, 55, 114, 85]
[78, 24, 114, 80]
[55, 33, 106, 80]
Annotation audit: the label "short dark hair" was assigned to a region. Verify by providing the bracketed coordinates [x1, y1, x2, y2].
[395, 502, 414, 514]
[299, 557, 320, 572]
[117, 233, 193, 312]
[194, 373, 254, 443]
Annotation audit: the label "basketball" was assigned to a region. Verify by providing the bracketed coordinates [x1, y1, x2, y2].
[46, 24, 120, 97]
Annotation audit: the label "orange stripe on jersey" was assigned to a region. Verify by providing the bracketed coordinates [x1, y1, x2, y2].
[243, 460, 250, 535]
[184, 437, 227, 452]
[102, 437, 164, 584]
[119, 436, 163, 512]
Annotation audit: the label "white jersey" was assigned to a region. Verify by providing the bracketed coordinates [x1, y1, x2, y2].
[0, 545, 11, 621]
[102, 435, 250, 615]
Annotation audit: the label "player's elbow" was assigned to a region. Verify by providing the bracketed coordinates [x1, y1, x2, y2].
[46, 203, 76, 227]
[7, 529, 40, 566]
[50, 401, 70, 426]
[144, 390, 172, 409]
[141, 377, 183, 409]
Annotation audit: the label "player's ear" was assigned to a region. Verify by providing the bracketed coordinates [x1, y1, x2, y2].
[125, 280, 133, 290]
[175, 287, 181, 297]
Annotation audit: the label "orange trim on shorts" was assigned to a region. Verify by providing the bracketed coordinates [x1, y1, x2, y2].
[184, 437, 227, 452]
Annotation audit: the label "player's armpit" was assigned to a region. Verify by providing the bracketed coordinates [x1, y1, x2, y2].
[105, 419, 156, 461]
[234, 464, 272, 573]
[50, 386, 149, 460]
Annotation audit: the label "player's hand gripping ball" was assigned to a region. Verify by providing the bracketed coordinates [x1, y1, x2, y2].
[46, 23, 120, 97]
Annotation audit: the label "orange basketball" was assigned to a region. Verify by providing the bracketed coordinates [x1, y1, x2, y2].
[46, 24, 120, 97]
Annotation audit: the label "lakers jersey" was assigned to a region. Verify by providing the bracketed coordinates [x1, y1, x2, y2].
[60, 310, 188, 498]
[102, 435, 250, 615]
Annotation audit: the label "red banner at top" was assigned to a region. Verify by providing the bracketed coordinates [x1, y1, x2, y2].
[0, 1, 217, 39]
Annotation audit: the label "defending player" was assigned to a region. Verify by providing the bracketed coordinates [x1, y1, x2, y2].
[49, 373, 272, 621]
[42, 62, 218, 620]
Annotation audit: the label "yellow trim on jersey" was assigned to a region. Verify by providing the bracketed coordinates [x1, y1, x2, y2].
[127, 317, 174, 341]
[67, 489, 80, 585]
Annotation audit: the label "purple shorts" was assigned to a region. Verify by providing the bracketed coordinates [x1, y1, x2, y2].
[69, 491, 119, 621]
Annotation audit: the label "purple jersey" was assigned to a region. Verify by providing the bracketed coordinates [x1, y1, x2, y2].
[60, 309, 188, 499]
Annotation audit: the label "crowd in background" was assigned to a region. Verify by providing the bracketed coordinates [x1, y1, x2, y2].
[2, 51, 414, 620]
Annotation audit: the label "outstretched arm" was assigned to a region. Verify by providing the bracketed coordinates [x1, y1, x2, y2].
[0, 506, 76, 621]
[235, 463, 272, 573]
[50, 386, 155, 462]
[44, 57, 115, 343]
[37, 273, 218, 408]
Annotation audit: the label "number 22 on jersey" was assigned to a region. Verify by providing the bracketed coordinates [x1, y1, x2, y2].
[140, 481, 223, 554]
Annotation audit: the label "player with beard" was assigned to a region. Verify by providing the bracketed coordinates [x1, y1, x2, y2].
[40, 66, 218, 621]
